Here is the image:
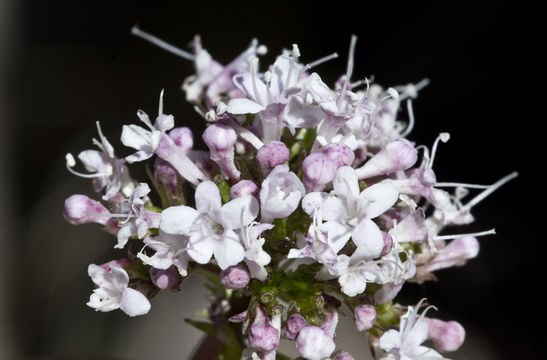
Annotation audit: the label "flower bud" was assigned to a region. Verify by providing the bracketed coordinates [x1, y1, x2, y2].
[154, 158, 178, 193]
[423, 236, 479, 272]
[248, 306, 280, 352]
[302, 153, 337, 192]
[296, 326, 336, 360]
[64, 194, 114, 227]
[202, 123, 240, 181]
[284, 313, 306, 340]
[168, 127, 193, 152]
[256, 141, 290, 174]
[150, 266, 179, 290]
[220, 265, 250, 289]
[426, 318, 466, 352]
[321, 143, 355, 168]
[333, 351, 355, 360]
[380, 231, 393, 257]
[354, 305, 377, 331]
[355, 139, 417, 179]
[230, 180, 259, 199]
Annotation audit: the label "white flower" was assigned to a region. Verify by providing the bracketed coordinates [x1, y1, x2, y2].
[115, 183, 160, 249]
[87, 264, 150, 317]
[137, 230, 190, 277]
[303, 166, 398, 259]
[379, 299, 446, 360]
[259, 164, 305, 223]
[65, 121, 134, 200]
[160, 181, 259, 270]
[240, 222, 274, 281]
[121, 90, 174, 163]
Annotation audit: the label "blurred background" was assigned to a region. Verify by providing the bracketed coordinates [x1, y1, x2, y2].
[0, 0, 541, 359]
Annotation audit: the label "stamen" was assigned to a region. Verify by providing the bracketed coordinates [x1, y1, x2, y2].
[461, 171, 519, 211]
[339, 35, 358, 105]
[401, 99, 415, 137]
[65, 153, 104, 179]
[428, 132, 450, 169]
[256, 45, 268, 55]
[305, 52, 339, 70]
[435, 182, 490, 189]
[130, 26, 195, 61]
[434, 228, 496, 241]
[158, 89, 164, 115]
[292, 44, 301, 58]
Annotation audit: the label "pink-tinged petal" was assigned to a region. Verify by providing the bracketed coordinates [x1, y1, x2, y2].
[248, 223, 274, 241]
[324, 221, 352, 253]
[303, 73, 337, 103]
[302, 192, 328, 216]
[215, 231, 245, 270]
[116, 222, 136, 249]
[321, 197, 347, 221]
[389, 209, 428, 243]
[77, 150, 108, 173]
[232, 72, 268, 105]
[351, 219, 383, 259]
[269, 55, 292, 98]
[334, 166, 360, 211]
[358, 180, 399, 219]
[407, 318, 429, 348]
[187, 236, 214, 264]
[160, 206, 199, 235]
[126, 150, 154, 163]
[221, 195, 259, 230]
[195, 181, 222, 215]
[155, 114, 174, 133]
[119, 288, 151, 317]
[379, 329, 402, 352]
[226, 98, 264, 114]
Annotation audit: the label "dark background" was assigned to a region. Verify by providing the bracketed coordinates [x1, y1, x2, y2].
[1, 0, 541, 359]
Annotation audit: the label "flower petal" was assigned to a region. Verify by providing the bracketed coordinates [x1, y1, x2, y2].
[160, 206, 199, 235]
[120, 288, 151, 317]
[195, 181, 222, 216]
[226, 98, 265, 114]
[221, 195, 259, 230]
[215, 231, 245, 270]
[358, 180, 399, 219]
[351, 219, 384, 259]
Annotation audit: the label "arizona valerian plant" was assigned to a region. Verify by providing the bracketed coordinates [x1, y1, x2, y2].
[63, 27, 517, 359]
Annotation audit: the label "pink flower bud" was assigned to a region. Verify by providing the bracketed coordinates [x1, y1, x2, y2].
[248, 306, 280, 352]
[202, 124, 240, 181]
[426, 318, 466, 352]
[230, 180, 259, 199]
[64, 194, 114, 226]
[302, 153, 337, 192]
[354, 305, 377, 331]
[424, 236, 479, 272]
[202, 123, 237, 152]
[333, 351, 355, 360]
[256, 141, 290, 174]
[284, 313, 306, 340]
[150, 266, 179, 290]
[380, 231, 393, 257]
[220, 265, 250, 289]
[322, 143, 355, 168]
[355, 139, 418, 179]
[168, 127, 193, 152]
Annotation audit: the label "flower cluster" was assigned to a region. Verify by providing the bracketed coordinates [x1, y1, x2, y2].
[64, 28, 517, 359]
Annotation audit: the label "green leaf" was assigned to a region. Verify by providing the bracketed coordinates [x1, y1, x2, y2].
[184, 319, 216, 336]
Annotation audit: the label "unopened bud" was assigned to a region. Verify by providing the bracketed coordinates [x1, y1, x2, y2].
[202, 123, 240, 181]
[296, 326, 336, 360]
[355, 139, 417, 179]
[220, 265, 250, 289]
[354, 305, 377, 331]
[150, 266, 179, 290]
[248, 306, 280, 352]
[168, 127, 193, 152]
[284, 313, 306, 340]
[380, 231, 393, 257]
[230, 180, 259, 199]
[64, 194, 113, 226]
[302, 153, 337, 192]
[426, 318, 466, 352]
[321, 143, 355, 168]
[256, 141, 290, 174]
